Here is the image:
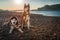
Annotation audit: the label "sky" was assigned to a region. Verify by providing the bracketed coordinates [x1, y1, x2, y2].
[0, 0, 60, 10]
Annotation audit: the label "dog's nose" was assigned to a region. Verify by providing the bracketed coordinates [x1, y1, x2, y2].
[13, 22, 15, 24]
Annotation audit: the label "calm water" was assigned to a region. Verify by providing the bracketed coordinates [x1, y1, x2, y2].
[30, 11, 60, 17]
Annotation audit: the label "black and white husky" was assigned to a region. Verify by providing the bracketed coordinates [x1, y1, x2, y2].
[3, 17, 23, 33]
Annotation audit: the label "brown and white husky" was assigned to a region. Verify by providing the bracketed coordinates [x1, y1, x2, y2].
[21, 4, 30, 29]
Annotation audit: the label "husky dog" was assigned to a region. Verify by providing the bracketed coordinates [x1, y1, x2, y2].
[3, 17, 23, 33]
[21, 4, 30, 29]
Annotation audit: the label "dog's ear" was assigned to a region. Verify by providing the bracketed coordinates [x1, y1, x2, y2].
[7, 17, 13, 25]
[24, 3, 26, 8]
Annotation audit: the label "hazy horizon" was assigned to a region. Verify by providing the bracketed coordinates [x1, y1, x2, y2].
[0, 0, 60, 10]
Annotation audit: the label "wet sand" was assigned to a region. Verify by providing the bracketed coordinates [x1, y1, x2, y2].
[0, 12, 60, 40]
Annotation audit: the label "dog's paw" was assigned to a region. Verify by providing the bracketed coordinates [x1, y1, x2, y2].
[9, 31, 12, 34]
[21, 31, 24, 33]
[18, 29, 24, 33]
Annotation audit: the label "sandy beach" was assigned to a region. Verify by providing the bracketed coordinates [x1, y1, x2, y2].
[0, 12, 60, 40]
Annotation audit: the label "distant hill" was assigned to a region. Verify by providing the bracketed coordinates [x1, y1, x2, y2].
[0, 9, 23, 12]
[0, 9, 12, 12]
[37, 4, 60, 11]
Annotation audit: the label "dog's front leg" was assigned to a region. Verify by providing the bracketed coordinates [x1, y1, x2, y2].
[21, 23, 23, 29]
[16, 25, 23, 33]
[27, 20, 30, 30]
[26, 16, 30, 30]
[9, 26, 14, 33]
[18, 28, 23, 33]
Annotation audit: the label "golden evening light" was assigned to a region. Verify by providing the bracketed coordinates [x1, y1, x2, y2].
[14, 0, 24, 5]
